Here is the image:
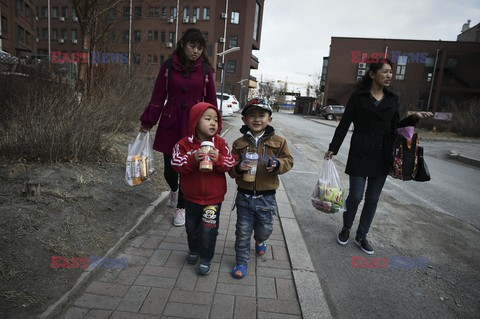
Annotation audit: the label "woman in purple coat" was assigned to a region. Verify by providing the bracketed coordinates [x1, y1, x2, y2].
[140, 28, 217, 227]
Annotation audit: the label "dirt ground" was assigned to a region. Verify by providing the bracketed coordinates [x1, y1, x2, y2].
[0, 131, 169, 318]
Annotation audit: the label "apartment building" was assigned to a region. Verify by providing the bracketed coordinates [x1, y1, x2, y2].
[34, 0, 265, 101]
[0, 0, 37, 56]
[323, 36, 480, 114]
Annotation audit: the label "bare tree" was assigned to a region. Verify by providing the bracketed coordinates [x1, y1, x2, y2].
[69, 0, 123, 94]
[258, 81, 275, 100]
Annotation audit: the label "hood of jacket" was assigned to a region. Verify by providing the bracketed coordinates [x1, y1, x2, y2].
[188, 102, 223, 136]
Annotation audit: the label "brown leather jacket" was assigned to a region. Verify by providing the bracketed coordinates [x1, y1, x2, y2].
[229, 125, 293, 193]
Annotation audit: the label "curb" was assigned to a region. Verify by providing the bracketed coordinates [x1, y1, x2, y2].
[40, 126, 234, 319]
[277, 178, 333, 319]
[39, 192, 169, 319]
[449, 152, 480, 168]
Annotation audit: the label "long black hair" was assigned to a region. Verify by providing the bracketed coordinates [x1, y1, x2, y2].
[357, 59, 393, 90]
[174, 28, 211, 73]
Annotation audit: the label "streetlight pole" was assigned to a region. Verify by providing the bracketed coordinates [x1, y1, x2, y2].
[217, 46, 240, 114]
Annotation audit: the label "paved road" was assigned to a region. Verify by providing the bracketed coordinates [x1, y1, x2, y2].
[271, 112, 480, 318]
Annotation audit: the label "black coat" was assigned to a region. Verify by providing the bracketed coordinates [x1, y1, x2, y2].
[328, 89, 418, 177]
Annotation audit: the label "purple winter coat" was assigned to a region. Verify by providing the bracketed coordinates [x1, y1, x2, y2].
[140, 52, 217, 155]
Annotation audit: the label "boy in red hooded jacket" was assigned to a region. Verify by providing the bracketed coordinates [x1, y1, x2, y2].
[171, 102, 235, 275]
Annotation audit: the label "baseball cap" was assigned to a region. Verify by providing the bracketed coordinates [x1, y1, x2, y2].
[241, 98, 273, 116]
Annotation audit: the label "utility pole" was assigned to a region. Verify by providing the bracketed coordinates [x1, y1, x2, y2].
[128, 0, 132, 71]
[175, 0, 179, 44]
[48, 0, 51, 59]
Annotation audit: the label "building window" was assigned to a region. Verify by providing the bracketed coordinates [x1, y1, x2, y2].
[253, 2, 260, 41]
[16, 25, 25, 43]
[61, 29, 67, 40]
[162, 7, 167, 17]
[107, 8, 116, 20]
[123, 30, 129, 42]
[203, 32, 208, 42]
[42, 28, 48, 39]
[1, 16, 7, 37]
[123, 6, 129, 19]
[161, 31, 165, 43]
[229, 36, 238, 48]
[25, 4, 33, 24]
[148, 30, 158, 41]
[231, 12, 240, 24]
[149, 7, 160, 17]
[147, 54, 158, 64]
[134, 30, 141, 42]
[207, 45, 213, 57]
[26, 32, 31, 46]
[203, 7, 210, 20]
[226, 60, 236, 73]
[41, 7, 48, 18]
[134, 6, 142, 18]
[395, 55, 407, 80]
[52, 6, 59, 18]
[169, 32, 174, 43]
[170, 7, 177, 19]
[72, 29, 77, 41]
[133, 54, 141, 65]
[16, 0, 24, 15]
[51, 28, 58, 40]
[72, 9, 77, 19]
[193, 8, 200, 20]
[160, 55, 165, 64]
[183, 7, 189, 20]
[107, 30, 115, 42]
[61, 7, 68, 18]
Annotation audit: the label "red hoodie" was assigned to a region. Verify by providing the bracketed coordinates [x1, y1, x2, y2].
[171, 102, 235, 205]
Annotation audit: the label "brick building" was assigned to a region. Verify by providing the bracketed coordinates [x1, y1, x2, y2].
[323, 36, 480, 114]
[34, 0, 264, 104]
[0, 0, 37, 56]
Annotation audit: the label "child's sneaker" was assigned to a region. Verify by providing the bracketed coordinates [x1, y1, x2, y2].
[231, 264, 247, 279]
[197, 259, 211, 275]
[255, 241, 267, 256]
[187, 253, 199, 265]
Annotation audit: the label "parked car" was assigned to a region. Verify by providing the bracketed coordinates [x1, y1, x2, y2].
[216, 93, 239, 113]
[216, 94, 234, 117]
[322, 105, 345, 120]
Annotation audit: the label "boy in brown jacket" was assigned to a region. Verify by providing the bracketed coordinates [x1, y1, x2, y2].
[229, 99, 293, 279]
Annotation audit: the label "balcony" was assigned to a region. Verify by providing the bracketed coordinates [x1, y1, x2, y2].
[250, 54, 259, 69]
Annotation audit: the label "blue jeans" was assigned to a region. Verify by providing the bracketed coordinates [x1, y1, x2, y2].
[234, 192, 276, 265]
[344, 175, 387, 240]
[185, 200, 221, 262]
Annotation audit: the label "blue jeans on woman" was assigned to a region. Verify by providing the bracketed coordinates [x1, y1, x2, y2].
[344, 175, 387, 240]
[185, 200, 222, 262]
[234, 192, 276, 266]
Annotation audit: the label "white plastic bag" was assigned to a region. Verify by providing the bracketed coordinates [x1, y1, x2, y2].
[125, 132, 154, 186]
[311, 159, 346, 214]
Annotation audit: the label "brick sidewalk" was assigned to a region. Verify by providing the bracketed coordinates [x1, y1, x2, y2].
[60, 127, 303, 319]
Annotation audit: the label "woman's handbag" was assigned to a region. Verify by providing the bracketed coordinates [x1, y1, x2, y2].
[414, 146, 431, 182]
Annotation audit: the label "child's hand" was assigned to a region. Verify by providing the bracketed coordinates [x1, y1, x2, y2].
[239, 161, 252, 172]
[209, 148, 219, 163]
[194, 150, 204, 162]
[266, 158, 279, 172]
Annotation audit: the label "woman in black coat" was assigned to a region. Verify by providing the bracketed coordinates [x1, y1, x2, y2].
[324, 59, 432, 255]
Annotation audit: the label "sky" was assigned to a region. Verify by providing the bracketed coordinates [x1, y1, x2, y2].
[250, 0, 480, 94]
